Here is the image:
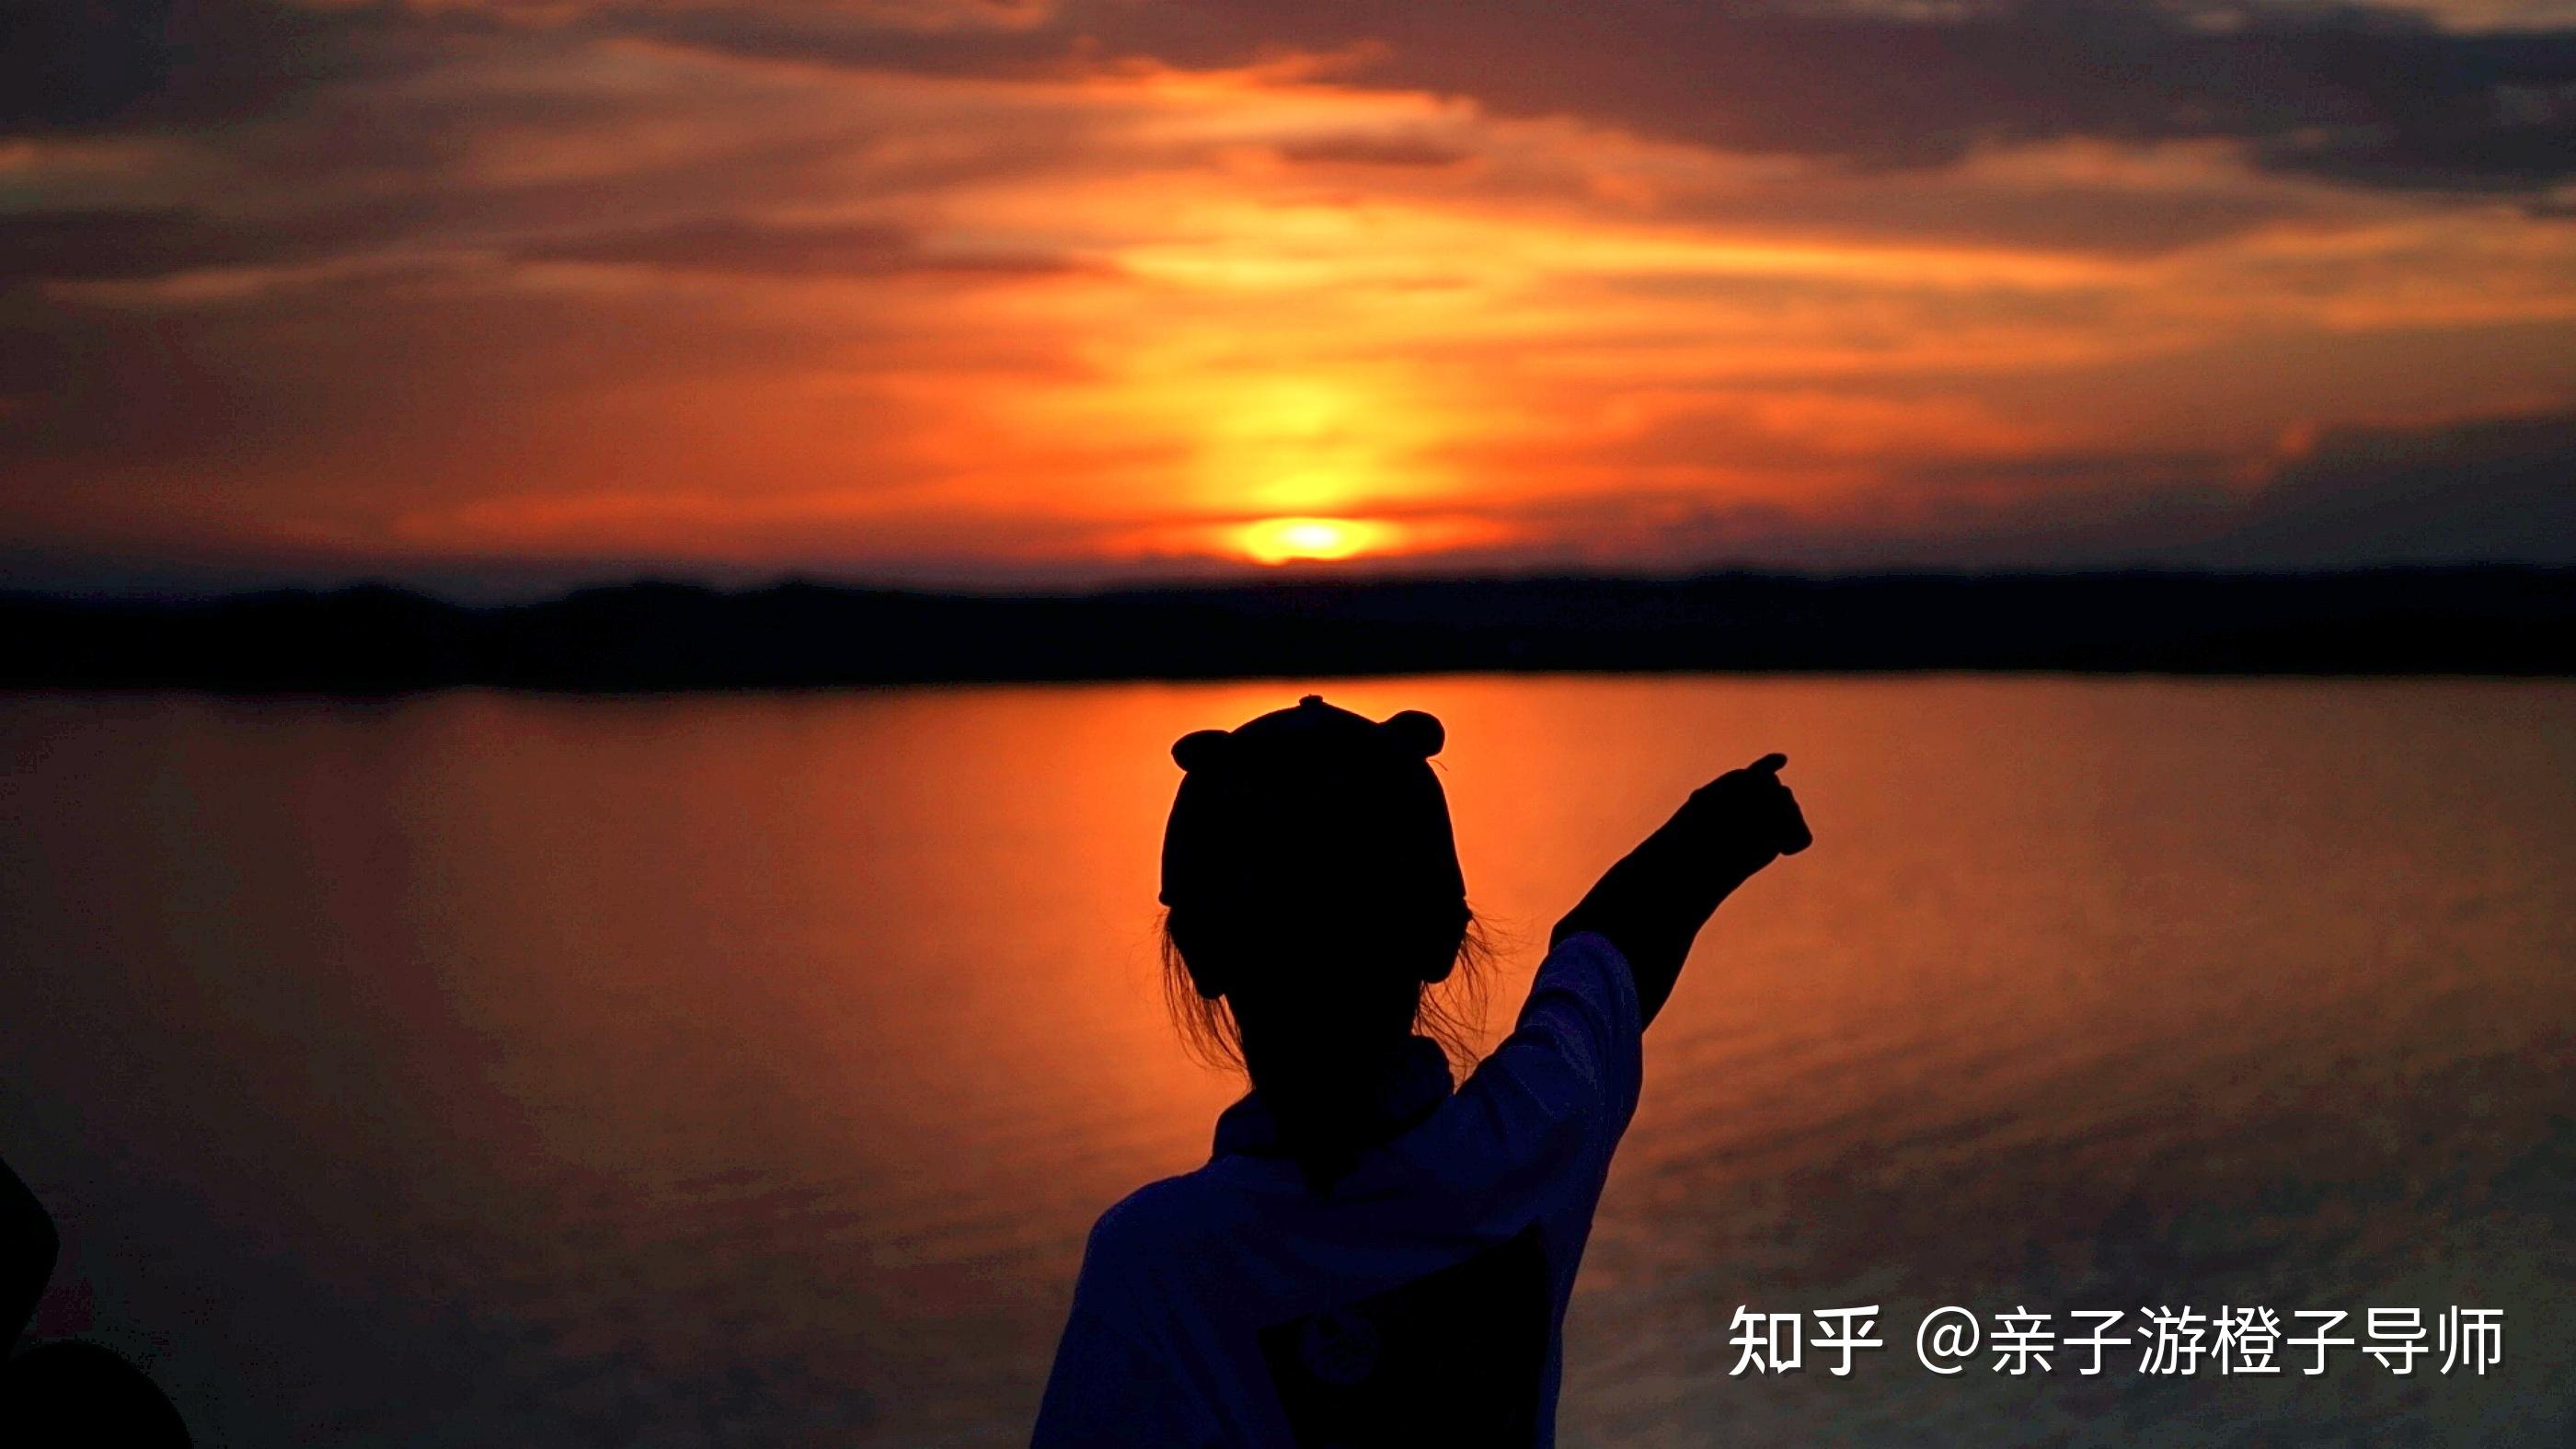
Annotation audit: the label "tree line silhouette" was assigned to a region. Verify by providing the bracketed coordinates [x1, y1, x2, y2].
[2, 569, 2569, 690]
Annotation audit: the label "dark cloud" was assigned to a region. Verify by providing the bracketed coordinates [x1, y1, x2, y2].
[1426, 408, 2576, 573]
[517, 217, 1110, 278]
[0, 262, 871, 485]
[605, 0, 2576, 197]
[2203, 408, 2576, 565]
[1850, 408, 2576, 569]
[18, 3, 2575, 200]
[0, 71, 1107, 289]
[505, 0, 1082, 85]
[0, 0, 174, 128]
[0, 207, 273, 282]
[1081, 0, 2576, 196]
[0, 198, 488, 286]
[0, 0, 425, 132]
[0, 199, 466, 285]
[1651, 155, 2352, 258]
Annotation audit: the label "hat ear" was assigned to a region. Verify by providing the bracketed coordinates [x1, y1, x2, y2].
[1379, 709, 1444, 759]
[1171, 729, 1233, 772]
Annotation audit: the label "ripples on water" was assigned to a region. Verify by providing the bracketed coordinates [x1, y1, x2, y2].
[1, 677, 2569, 1444]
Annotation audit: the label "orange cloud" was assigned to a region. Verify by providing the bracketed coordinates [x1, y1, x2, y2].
[4, 3, 2575, 589]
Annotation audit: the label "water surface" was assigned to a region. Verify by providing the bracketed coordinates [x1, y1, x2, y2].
[2, 677, 2570, 1444]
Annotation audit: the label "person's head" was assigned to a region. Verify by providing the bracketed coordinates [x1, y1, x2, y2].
[1156, 696, 1486, 1123]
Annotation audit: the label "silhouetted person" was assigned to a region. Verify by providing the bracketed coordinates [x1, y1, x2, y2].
[2, 1156, 192, 1447]
[1035, 696, 1810, 1446]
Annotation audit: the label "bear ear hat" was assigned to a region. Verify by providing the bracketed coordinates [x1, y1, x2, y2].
[1171, 729, 1233, 773]
[1379, 709, 1444, 759]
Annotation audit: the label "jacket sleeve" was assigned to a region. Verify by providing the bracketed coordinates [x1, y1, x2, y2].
[1430, 930, 1646, 1202]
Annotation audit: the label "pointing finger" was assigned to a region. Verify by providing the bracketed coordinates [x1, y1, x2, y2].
[1751, 753, 1788, 775]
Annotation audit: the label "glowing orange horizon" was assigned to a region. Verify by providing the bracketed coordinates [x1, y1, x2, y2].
[1237, 516, 1384, 564]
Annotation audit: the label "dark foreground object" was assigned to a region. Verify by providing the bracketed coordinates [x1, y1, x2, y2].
[2, 1157, 191, 1447]
[4, 569, 2570, 690]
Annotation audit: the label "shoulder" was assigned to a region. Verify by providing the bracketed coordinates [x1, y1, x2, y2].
[1538, 928, 1633, 990]
[1522, 930, 1642, 1044]
[1082, 1167, 1245, 1274]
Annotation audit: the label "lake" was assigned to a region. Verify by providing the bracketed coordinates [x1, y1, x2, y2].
[2, 676, 2570, 1445]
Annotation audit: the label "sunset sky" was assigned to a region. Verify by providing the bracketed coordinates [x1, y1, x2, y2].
[6, 1, 2576, 593]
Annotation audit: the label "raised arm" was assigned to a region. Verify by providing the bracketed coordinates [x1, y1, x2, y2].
[1548, 753, 1811, 1027]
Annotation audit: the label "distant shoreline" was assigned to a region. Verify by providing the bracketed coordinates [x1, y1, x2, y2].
[4, 569, 2571, 691]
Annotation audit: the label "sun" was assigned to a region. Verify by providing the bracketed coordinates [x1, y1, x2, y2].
[1237, 516, 1386, 565]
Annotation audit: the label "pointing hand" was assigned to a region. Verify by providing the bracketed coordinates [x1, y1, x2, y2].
[1689, 753, 1812, 861]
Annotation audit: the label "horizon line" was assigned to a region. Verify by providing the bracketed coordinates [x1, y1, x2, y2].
[8, 558, 2575, 611]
